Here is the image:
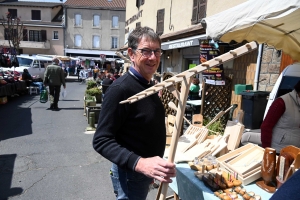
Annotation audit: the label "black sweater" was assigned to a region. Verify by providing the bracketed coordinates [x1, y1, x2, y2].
[93, 72, 166, 171]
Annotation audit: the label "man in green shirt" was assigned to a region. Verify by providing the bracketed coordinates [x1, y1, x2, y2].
[43, 57, 66, 110]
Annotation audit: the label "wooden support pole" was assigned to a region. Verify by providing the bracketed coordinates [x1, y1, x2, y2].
[200, 80, 206, 115]
[165, 79, 175, 83]
[158, 76, 192, 200]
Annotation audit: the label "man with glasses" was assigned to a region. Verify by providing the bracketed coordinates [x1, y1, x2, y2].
[93, 27, 176, 200]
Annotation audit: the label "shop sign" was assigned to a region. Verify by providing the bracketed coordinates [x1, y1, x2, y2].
[125, 10, 143, 27]
[161, 39, 199, 50]
[200, 40, 225, 85]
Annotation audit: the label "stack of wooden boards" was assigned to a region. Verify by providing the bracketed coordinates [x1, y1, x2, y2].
[164, 121, 245, 164]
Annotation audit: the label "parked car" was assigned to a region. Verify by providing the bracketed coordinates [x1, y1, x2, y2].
[12, 55, 53, 80]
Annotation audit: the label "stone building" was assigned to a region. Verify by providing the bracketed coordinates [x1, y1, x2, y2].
[63, 0, 126, 60]
[0, 0, 64, 55]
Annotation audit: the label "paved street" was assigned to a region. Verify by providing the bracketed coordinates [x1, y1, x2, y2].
[0, 77, 169, 200]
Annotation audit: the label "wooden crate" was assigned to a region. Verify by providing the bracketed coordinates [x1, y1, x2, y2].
[227, 145, 264, 175]
[216, 143, 257, 166]
[216, 143, 264, 185]
[220, 166, 262, 186]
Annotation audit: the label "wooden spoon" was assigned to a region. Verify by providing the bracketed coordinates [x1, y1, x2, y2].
[284, 160, 295, 181]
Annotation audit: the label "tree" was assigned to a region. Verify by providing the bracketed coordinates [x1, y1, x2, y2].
[1, 11, 26, 63]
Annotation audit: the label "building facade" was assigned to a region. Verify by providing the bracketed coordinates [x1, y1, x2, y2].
[63, 0, 126, 60]
[124, 0, 298, 116]
[124, 0, 252, 75]
[0, 0, 64, 56]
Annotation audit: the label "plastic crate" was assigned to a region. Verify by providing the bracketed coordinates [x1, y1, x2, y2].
[234, 84, 253, 95]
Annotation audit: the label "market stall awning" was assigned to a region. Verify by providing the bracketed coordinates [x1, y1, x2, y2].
[201, 0, 300, 61]
[76, 56, 121, 62]
[65, 48, 116, 56]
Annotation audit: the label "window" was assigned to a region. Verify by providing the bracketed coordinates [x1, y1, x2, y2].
[40, 61, 47, 68]
[75, 14, 82, 26]
[136, 22, 141, 28]
[33, 60, 39, 68]
[23, 29, 28, 41]
[191, 0, 206, 24]
[29, 30, 46, 42]
[74, 34, 82, 47]
[156, 9, 165, 35]
[4, 28, 17, 40]
[93, 35, 100, 48]
[8, 9, 17, 19]
[136, 0, 145, 8]
[111, 37, 118, 49]
[31, 10, 41, 20]
[93, 15, 100, 27]
[112, 16, 119, 28]
[53, 31, 58, 40]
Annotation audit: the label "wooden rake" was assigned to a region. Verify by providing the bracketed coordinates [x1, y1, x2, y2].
[119, 42, 258, 200]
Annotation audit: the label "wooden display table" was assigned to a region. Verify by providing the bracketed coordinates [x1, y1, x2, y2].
[169, 163, 274, 200]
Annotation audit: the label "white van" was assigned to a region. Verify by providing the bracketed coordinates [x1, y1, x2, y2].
[14, 55, 53, 80]
[264, 62, 300, 118]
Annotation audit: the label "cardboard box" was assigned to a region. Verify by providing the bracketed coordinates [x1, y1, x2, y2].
[0, 96, 7, 104]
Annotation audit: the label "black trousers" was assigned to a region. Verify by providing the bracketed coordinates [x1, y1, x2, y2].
[49, 85, 61, 107]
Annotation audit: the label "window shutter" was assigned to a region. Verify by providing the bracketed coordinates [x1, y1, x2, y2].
[191, 0, 198, 24]
[41, 30, 47, 42]
[4, 28, 9, 40]
[198, 0, 206, 22]
[156, 9, 165, 35]
[23, 29, 28, 41]
[136, 0, 144, 8]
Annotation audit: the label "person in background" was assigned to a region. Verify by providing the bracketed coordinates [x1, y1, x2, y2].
[113, 71, 120, 80]
[241, 80, 300, 153]
[22, 68, 33, 87]
[101, 73, 113, 98]
[93, 66, 99, 80]
[93, 26, 176, 200]
[43, 57, 66, 110]
[95, 71, 105, 86]
[189, 77, 201, 100]
[76, 65, 83, 80]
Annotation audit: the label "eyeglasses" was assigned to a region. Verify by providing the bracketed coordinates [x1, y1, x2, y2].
[136, 48, 163, 57]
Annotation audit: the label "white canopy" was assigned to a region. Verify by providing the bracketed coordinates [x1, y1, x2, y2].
[201, 0, 300, 61]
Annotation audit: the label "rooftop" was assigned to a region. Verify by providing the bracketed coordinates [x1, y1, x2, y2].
[64, 0, 125, 9]
[0, 0, 63, 7]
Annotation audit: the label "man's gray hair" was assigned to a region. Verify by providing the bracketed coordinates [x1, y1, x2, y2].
[128, 26, 161, 50]
[52, 57, 60, 64]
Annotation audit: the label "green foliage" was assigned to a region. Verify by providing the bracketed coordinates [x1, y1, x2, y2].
[85, 87, 101, 96]
[86, 80, 97, 89]
[85, 94, 96, 101]
[203, 118, 225, 136]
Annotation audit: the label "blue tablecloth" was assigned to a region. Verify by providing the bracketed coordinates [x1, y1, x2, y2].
[169, 163, 274, 200]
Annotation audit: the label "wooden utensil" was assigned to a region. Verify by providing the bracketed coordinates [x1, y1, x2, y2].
[293, 152, 300, 171]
